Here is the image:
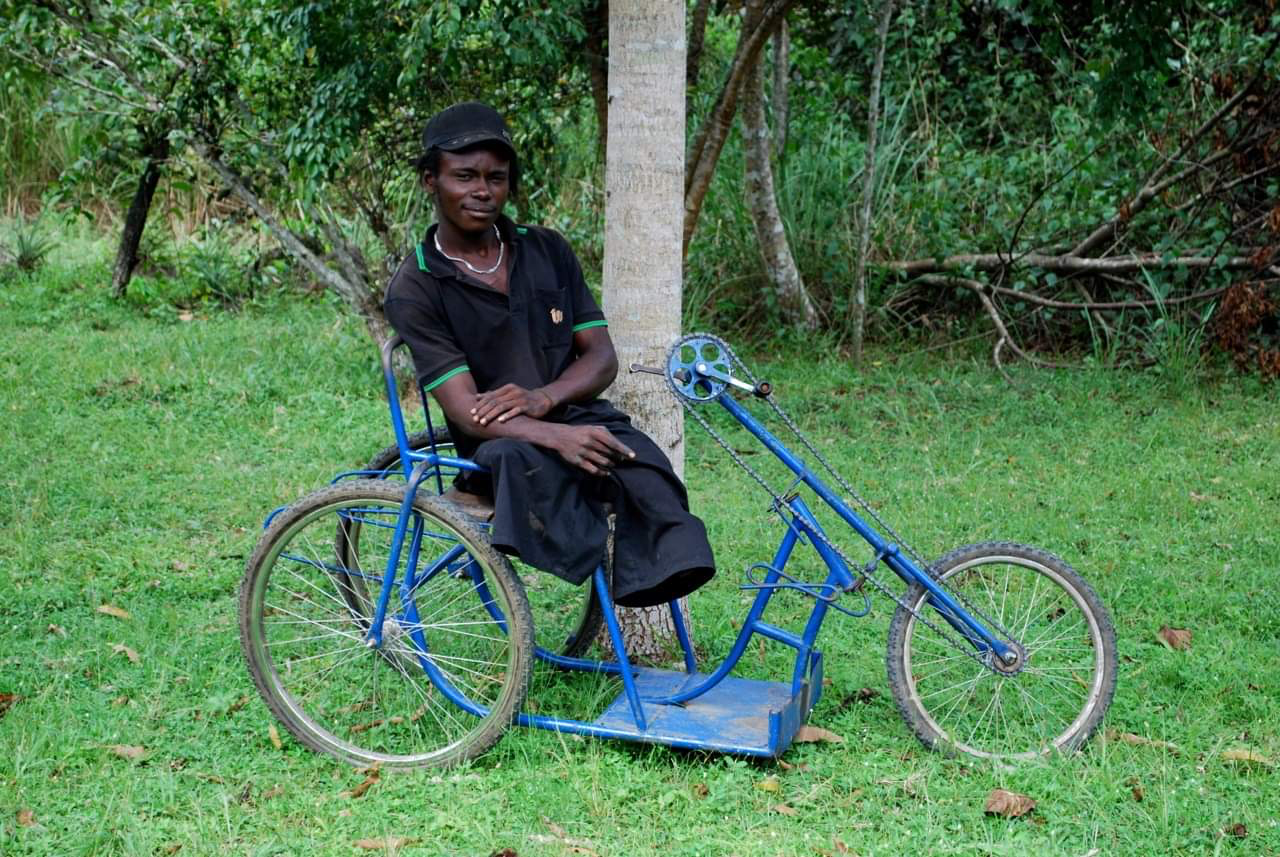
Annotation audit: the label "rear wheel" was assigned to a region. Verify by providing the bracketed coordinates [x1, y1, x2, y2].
[241, 480, 534, 769]
[886, 542, 1117, 760]
[364, 428, 605, 658]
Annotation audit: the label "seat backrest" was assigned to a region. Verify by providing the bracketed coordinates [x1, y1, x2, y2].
[380, 334, 443, 469]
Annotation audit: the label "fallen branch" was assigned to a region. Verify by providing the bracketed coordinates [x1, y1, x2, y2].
[890, 251, 1266, 278]
[917, 274, 1070, 374]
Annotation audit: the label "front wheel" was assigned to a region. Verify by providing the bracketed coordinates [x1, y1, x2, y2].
[886, 542, 1117, 760]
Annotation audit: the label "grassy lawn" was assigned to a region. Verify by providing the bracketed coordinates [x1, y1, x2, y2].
[1, 252, 1277, 857]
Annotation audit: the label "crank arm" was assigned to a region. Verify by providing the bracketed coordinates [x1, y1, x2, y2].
[694, 362, 772, 398]
[630, 362, 694, 384]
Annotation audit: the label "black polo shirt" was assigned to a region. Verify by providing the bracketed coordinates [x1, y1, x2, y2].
[384, 216, 608, 450]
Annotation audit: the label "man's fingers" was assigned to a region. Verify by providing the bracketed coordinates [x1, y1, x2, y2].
[596, 433, 635, 460]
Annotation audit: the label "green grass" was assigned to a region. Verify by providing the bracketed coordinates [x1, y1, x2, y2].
[1, 249, 1278, 857]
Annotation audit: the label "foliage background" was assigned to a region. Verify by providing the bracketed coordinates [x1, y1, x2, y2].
[2, 0, 1278, 371]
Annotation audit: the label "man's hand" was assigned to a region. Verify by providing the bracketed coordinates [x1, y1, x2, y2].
[471, 383, 554, 426]
[551, 425, 636, 476]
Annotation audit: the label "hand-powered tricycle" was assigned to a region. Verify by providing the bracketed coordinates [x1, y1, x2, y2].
[239, 333, 1117, 768]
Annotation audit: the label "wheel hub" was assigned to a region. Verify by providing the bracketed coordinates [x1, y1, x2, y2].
[990, 640, 1028, 675]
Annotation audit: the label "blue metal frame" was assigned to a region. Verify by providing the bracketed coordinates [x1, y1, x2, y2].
[348, 336, 1017, 756]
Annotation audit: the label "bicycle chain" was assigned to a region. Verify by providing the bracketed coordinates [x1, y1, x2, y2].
[665, 333, 1015, 672]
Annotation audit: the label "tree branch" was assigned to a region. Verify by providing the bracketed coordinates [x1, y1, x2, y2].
[1069, 30, 1280, 257]
[890, 251, 1265, 277]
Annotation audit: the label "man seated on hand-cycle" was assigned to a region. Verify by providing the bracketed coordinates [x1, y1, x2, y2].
[383, 101, 716, 608]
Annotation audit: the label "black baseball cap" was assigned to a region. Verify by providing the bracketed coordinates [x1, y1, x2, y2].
[421, 101, 516, 158]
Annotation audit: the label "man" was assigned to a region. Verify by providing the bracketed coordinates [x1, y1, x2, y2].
[384, 101, 715, 608]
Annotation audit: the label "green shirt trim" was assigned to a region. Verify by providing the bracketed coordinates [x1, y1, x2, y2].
[423, 364, 470, 392]
[415, 243, 427, 272]
[571, 320, 609, 332]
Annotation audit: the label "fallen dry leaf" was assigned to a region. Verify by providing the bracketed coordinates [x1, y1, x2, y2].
[16, 808, 35, 827]
[346, 767, 380, 799]
[1131, 785, 1145, 802]
[47, 624, 66, 636]
[260, 785, 284, 801]
[160, 844, 181, 856]
[771, 803, 798, 817]
[488, 850, 518, 857]
[1105, 729, 1181, 754]
[108, 744, 146, 761]
[1221, 748, 1275, 767]
[96, 604, 131, 620]
[0, 693, 20, 719]
[172, 560, 192, 572]
[794, 725, 845, 744]
[833, 838, 851, 855]
[1223, 823, 1248, 838]
[691, 783, 709, 798]
[268, 724, 282, 750]
[755, 776, 782, 793]
[353, 836, 418, 851]
[1158, 626, 1192, 650]
[1189, 491, 1210, 503]
[111, 643, 140, 664]
[984, 788, 1036, 818]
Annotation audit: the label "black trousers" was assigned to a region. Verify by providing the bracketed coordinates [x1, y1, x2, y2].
[467, 400, 716, 607]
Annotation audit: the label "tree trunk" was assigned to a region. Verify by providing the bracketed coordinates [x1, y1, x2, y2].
[849, 0, 894, 364]
[111, 130, 169, 297]
[686, 0, 712, 116]
[683, 0, 796, 256]
[603, 0, 691, 660]
[771, 18, 789, 158]
[742, 47, 817, 328]
[585, 0, 610, 162]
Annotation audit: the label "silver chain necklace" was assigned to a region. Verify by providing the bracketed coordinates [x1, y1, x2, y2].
[434, 224, 504, 275]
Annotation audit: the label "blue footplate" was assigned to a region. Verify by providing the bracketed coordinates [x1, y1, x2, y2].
[592, 665, 818, 757]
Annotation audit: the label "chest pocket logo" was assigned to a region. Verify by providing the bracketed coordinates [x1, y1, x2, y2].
[550, 308, 564, 325]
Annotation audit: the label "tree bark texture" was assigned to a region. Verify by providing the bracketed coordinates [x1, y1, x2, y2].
[771, 18, 789, 158]
[111, 130, 169, 297]
[849, 0, 895, 363]
[741, 49, 818, 328]
[603, 0, 691, 659]
[683, 0, 796, 256]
